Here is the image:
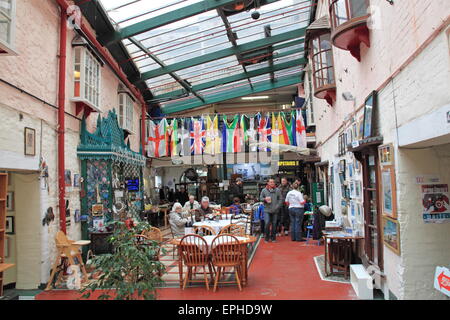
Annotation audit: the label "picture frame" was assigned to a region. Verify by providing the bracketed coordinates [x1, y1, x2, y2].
[92, 204, 104, 217]
[6, 216, 15, 234]
[355, 180, 362, 198]
[6, 191, 14, 211]
[73, 174, 81, 188]
[363, 91, 377, 139]
[383, 216, 400, 255]
[380, 166, 397, 219]
[64, 170, 72, 187]
[350, 181, 356, 198]
[379, 143, 394, 167]
[24, 127, 36, 156]
[381, 166, 397, 218]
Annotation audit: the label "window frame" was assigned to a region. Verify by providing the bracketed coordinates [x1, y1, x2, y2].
[310, 32, 336, 92]
[71, 46, 102, 112]
[118, 92, 135, 134]
[328, 0, 370, 30]
[0, 0, 18, 55]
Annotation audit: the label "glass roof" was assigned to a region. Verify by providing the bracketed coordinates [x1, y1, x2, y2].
[98, 0, 312, 108]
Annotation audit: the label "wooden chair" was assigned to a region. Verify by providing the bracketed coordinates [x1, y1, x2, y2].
[194, 225, 216, 236]
[142, 226, 163, 243]
[221, 207, 231, 219]
[179, 235, 214, 290]
[219, 224, 245, 237]
[45, 231, 89, 291]
[210, 234, 243, 292]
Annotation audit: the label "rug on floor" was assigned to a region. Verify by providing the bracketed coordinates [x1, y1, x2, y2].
[313, 255, 350, 284]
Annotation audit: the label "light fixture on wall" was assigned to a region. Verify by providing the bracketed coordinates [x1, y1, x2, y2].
[242, 96, 269, 100]
[342, 92, 355, 101]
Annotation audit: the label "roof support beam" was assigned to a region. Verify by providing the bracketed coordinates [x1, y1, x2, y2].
[99, 0, 253, 46]
[129, 37, 204, 103]
[140, 27, 306, 81]
[150, 57, 305, 102]
[161, 73, 304, 114]
[216, 7, 254, 89]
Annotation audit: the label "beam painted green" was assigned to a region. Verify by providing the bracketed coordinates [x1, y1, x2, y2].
[151, 56, 305, 101]
[161, 73, 304, 114]
[140, 28, 306, 81]
[99, 0, 281, 46]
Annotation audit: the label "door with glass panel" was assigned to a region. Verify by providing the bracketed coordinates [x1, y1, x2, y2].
[361, 150, 383, 269]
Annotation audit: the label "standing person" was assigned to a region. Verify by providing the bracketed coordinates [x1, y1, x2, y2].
[278, 177, 291, 236]
[229, 178, 244, 204]
[175, 186, 189, 205]
[168, 188, 175, 203]
[285, 182, 306, 242]
[260, 178, 282, 243]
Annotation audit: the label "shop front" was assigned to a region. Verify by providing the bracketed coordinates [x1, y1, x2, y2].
[77, 110, 146, 255]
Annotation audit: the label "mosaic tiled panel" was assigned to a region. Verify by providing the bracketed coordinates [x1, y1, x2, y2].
[86, 159, 112, 226]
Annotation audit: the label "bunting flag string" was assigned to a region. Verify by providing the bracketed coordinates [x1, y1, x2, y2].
[145, 110, 307, 158]
[205, 115, 221, 155]
[190, 117, 206, 155]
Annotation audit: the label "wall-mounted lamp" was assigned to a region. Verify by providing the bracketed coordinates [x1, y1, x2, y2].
[342, 92, 356, 101]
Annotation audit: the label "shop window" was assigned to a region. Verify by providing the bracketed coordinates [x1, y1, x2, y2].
[308, 19, 336, 105]
[118, 93, 134, 133]
[72, 46, 101, 115]
[0, 0, 17, 55]
[329, 0, 371, 61]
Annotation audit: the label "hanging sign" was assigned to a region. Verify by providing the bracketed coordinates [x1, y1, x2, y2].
[434, 266, 450, 297]
[422, 184, 450, 223]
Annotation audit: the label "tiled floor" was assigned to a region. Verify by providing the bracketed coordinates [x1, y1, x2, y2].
[35, 233, 357, 300]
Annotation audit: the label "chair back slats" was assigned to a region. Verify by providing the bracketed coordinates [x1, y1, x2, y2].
[211, 235, 242, 266]
[194, 225, 216, 236]
[179, 234, 209, 266]
[142, 226, 163, 243]
[219, 224, 245, 237]
[55, 231, 70, 247]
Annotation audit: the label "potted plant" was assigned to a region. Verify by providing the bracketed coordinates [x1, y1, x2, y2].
[81, 221, 166, 300]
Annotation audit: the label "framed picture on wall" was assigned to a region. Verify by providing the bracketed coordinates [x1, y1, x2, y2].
[379, 143, 394, 167]
[6, 216, 15, 234]
[363, 91, 377, 139]
[381, 166, 397, 218]
[383, 216, 400, 255]
[24, 127, 36, 156]
[6, 191, 14, 211]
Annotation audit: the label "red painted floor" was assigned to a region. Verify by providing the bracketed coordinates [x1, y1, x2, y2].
[36, 235, 357, 300]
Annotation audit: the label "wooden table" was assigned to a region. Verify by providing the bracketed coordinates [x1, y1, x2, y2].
[159, 207, 170, 228]
[170, 235, 257, 288]
[323, 232, 364, 278]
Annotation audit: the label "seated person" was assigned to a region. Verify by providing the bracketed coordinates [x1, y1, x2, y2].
[169, 202, 189, 238]
[196, 196, 213, 219]
[229, 197, 243, 216]
[183, 195, 200, 213]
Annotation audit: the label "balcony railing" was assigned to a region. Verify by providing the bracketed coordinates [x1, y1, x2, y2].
[328, 0, 371, 61]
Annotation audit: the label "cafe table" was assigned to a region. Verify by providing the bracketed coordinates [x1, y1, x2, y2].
[170, 235, 257, 288]
[192, 218, 233, 235]
[322, 231, 364, 278]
